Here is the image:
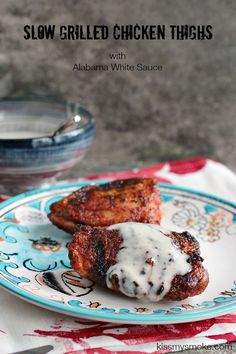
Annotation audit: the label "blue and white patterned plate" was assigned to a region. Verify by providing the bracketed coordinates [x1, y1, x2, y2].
[0, 181, 236, 324]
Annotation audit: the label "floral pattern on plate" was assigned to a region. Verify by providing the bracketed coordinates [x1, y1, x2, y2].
[171, 199, 235, 242]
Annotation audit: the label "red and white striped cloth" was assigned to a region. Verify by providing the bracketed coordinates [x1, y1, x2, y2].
[1, 157, 236, 354]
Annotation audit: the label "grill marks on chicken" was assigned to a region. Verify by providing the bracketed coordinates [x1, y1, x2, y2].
[49, 178, 209, 301]
[68, 224, 209, 301]
[48, 178, 162, 233]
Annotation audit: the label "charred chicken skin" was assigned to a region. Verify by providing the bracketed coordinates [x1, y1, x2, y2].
[68, 224, 209, 301]
[48, 178, 162, 234]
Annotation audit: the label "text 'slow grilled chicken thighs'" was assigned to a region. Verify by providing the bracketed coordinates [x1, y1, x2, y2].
[68, 222, 209, 302]
[49, 178, 162, 233]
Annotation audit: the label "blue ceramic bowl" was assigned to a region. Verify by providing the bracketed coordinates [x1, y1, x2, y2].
[0, 98, 95, 195]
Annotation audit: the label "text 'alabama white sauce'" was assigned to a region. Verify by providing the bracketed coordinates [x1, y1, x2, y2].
[106, 222, 191, 302]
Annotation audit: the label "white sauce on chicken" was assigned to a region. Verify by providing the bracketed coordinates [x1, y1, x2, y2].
[106, 222, 191, 302]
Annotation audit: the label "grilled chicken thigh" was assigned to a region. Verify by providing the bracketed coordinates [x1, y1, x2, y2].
[68, 223, 209, 301]
[48, 178, 162, 234]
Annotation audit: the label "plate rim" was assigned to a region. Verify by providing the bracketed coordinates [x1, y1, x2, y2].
[1, 278, 236, 324]
[0, 180, 236, 324]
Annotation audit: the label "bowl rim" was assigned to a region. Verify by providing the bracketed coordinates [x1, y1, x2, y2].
[0, 97, 95, 147]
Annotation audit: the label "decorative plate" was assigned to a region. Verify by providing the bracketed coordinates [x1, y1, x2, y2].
[0, 181, 236, 324]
